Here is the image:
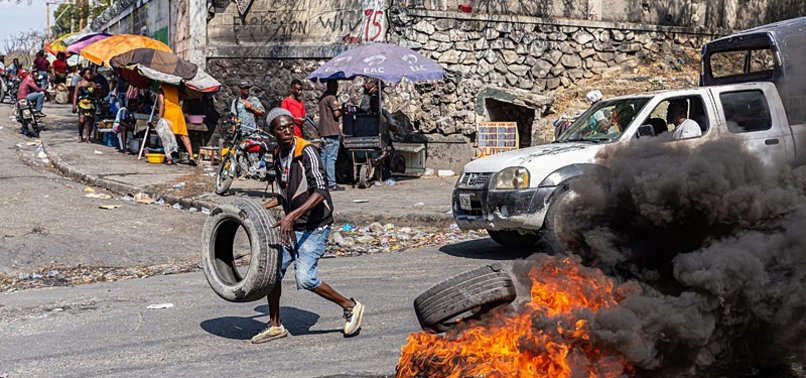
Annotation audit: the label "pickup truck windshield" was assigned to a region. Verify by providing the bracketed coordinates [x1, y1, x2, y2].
[555, 98, 650, 143]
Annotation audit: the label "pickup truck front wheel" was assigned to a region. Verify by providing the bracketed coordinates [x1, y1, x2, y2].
[541, 187, 577, 254]
[488, 230, 541, 248]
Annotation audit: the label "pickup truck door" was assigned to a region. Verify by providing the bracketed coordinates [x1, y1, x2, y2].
[712, 86, 789, 166]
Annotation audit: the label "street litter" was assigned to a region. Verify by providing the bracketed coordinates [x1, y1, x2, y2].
[134, 193, 154, 204]
[437, 169, 456, 177]
[172, 203, 183, 210]
[201, 207, 211, 215]
[146, 303, 174, 310]
[424, 168, 435, 176]
[83, 187, 95, 193]
[353, 199, 369, 203]
[121, 194, 134, 202]
[85, 193, 112, 199]
[341, 223, 358, 232]
[414, 202, 425, 207]
[385, 178, 396, 186]
[325, 222, 484, 257]
[189, 207, 198, 213]
[99, 204, 122, 210]
[173, 182, 186, 189]
[155, 198, 166, 206]
[94, 150, 103, 155]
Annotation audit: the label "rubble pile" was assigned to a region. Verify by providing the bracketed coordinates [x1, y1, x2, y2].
[1, 224, 486, 291]
[326, 222, 484, 256]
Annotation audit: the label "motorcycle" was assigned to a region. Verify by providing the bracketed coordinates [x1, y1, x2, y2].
[0, 70, 20, 104]
[13, 98, 42, 138]
[215, 118, 277, 195]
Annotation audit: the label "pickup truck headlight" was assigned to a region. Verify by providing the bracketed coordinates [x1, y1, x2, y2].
[492, 167, 530, 189]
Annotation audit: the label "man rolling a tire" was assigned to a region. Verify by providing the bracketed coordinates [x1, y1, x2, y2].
[255, 108, 365, 344]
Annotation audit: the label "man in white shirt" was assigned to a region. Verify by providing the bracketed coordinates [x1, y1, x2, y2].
[667, 99, 702, 139]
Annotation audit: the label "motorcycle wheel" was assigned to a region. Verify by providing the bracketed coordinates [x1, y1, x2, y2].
[215, 156, 235, 195]
[21, 119, 37, 138]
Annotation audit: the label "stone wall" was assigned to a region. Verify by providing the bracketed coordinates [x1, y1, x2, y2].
[381, 8, 719, 147]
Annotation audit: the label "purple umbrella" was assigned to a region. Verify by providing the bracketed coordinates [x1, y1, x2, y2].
[307, 43, 444, 84]
[66, 33, 111, 55]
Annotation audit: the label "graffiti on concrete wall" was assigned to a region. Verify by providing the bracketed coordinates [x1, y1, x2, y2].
[208, 0, 375, 45]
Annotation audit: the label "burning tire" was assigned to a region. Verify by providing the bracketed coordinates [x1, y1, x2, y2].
[201, 199, 281, 302]
[413, 264, 517, 333]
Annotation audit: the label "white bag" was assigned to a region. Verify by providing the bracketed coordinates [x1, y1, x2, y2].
[155, 118, 179, 157]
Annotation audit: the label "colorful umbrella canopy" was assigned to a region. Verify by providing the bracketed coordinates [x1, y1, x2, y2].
[62, 31, 110, 46]
[81, 34, 171, 66]
[117, 64, 221, 99]
[307, 43, 444, 84]
[110, 48, 198, 80]
[66, 34, 110, 55]
[44, 32, 78, 55]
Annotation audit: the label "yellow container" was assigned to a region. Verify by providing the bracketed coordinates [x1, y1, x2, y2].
[221, 147, 230, 158]
[145, 153, 166, 164]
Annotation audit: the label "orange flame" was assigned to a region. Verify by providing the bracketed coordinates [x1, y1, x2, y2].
[396, 256, 633, 378]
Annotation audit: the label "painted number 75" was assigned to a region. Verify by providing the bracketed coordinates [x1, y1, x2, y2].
[364, 9, 385, 42]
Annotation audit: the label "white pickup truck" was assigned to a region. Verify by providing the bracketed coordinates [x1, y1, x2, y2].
[453, 82, 800, 247]
[453, 17, 806, 248]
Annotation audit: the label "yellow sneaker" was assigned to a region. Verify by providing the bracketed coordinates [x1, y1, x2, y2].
[251, 324, 288, 344]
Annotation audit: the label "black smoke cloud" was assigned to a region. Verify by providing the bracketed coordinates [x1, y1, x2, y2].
[535, 137, 806, 375]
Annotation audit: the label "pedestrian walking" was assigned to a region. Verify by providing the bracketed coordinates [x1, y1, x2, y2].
[72, 68, 100, 143]
[280, 79, 306, 138]
[317, 81, 344, 191]
[253, 108, 365, 344]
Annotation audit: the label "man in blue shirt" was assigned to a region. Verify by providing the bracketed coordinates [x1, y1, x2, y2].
[230, 81, 265, 130]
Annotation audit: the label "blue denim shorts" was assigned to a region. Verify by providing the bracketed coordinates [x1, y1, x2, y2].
[278, 225, 331, 290]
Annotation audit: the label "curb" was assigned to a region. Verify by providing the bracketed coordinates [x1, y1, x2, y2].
[42, 141, 219, 212]
[41, 141, 456, 227]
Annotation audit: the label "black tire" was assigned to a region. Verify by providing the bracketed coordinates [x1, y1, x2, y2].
[413, 264, 517, 332]
[487, 230, 541, 248]
[201, 199, 281, 302]
[357, 164, 370, 189]
[215, 156, 235, 195]
[541, 187, 577, 254]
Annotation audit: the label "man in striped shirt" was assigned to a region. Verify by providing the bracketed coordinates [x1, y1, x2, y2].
[253, 108, 365, 344]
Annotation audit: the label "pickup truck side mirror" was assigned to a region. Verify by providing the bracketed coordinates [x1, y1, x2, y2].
[637, 124, 656, 138]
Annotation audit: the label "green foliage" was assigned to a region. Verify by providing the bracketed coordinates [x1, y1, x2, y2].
[51, 0, 111, 36]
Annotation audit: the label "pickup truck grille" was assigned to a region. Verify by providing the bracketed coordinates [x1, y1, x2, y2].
[457, 172, 492, 189]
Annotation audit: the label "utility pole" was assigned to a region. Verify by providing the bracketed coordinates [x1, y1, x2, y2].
[46, 2, 50, 40]
[78, 0, 85, 30]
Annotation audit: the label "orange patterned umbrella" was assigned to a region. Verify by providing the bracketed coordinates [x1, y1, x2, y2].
[80, 34, 171, 67]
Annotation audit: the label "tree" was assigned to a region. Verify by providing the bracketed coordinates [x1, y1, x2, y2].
[51, 0, 111, 36]
[2, 29, 46, 56]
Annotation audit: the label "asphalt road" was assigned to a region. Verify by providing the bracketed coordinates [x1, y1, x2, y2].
[0, 105, 205, 275]
[0, 104, 536, 377]
[0, 240, 532, 377]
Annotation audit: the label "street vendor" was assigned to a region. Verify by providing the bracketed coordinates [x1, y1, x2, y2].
[253, 108, 365, 344]
[113, 99, 138, 155]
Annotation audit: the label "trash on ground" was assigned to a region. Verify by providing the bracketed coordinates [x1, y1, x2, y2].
[340, 223, 357, 232]
[121, 194, 134, 202]
[189, 207, 198, 213]
[83, 187, 95, 193]
[94, 150, 103, 155]
[437, 169, 456, 177]
[201, 207, 211, 215]
[155, 198, 166, 206]
[134, 192, 154, 204]
[173, 182, 186, 189]
[414, 202, 425, 207]
[424, 168, 435, 176]
[384, 178, 396, 186]
[99, 204, 121, 210]
[146, 303, 174, 310]
[352, 199, 369, 203]
[85, 193, 112, 199]
[172, 203, 183, 210]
